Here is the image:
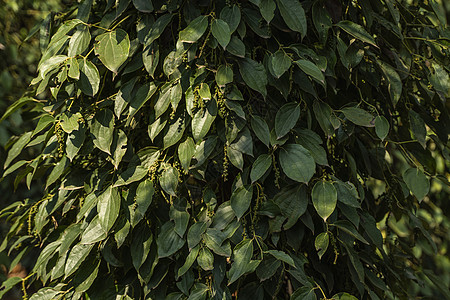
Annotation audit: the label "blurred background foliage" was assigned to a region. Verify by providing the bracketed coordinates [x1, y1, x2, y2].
[0, 0, 449, 299]
[0, 0, 68, 298]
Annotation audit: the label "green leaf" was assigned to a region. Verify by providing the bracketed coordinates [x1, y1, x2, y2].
[333, 220, 369, 244]
[114, 166, 148, 187]
[294, 59, 325, 85]
[46, 156, 69, 189]
[29, 288, 62, 300]
[143, 43, 159, 77]
[402, 168, 430, 201]
[216, 65, 233, 86]
[131, 224, 153, 270]
[238, 58, 268, 98]
[111, 129, 127, 169]
[178, 137, 195, 172]
[265, 250, 295, 267]
[163, 114, 185, 149]
[60, 111, 82, 133]
[144, 14, 173, 46]
[341, 107, 374, 127]
[409, 110, 427, 148]
[230, 185, 253, 219]
[64, 243, 93, 279]
[296, 129, 328, 166]
[251, 115, 270, 147]
[312, 181, 337, 221]
[148, 117, 166, 141]
[271, 50, 291, 78]
[179, 15, 208, 43]
[315, 232, 329, 259]
[336, 20, 377, 47]
[178, 245, 200, 277]
[250, 154, 272, 183]
[131, 179, 154, 227]
[132, 0, 153, 12]
[91, 108, 114, 155]
[160, 165, 179, 196]
[227, 36, 245, 57]
[4, 132, 32, 168]
[212, 19, 231, 49]
[97, 186, 121, 232]
[259, 0, 276, 23]
[0, 277, 23, 298]
[313, 101, 335, 137]
[157, 221, 185, 258]
[291, 286, 317, 300]
[273, 184, 308, 229]
[279, 144, 316, 183]
[68, 28, 91, 57]
[334, 180, 360, 208]
[192, 100, 217, 142]
[375, 116, 389, 141]
[170, 198, 190, 237]
[220, 5, 241, 33]
[187, 222, 208, 250]
[378, 60, 402, 106]
[128, 82, 157, 125]
[78, 58, 100, 96]
[155, 82, 181, 118]
[0, 96, 35, 123]
[275, 102, 300, 138]
[197, 247, 214, 271]
[277, 0, 307, 38]
[95, 29, 130, 73]
[73, 259, 100, 293]
[228, 239, 255, 284]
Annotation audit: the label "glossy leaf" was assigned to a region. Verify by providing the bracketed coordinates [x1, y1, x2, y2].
[250, 154, 272, 183]
[230, 185, 253, 220]
[275, 102, 300, 138]
[277, 0, 307, 38]
[312, 181, 337, 221]
[279, 144, 316, 183]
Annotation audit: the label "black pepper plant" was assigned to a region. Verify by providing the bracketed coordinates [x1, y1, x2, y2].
[0, 0, 449, 299]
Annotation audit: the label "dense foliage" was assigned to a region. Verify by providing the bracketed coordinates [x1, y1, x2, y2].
[1, 0, 449, 299]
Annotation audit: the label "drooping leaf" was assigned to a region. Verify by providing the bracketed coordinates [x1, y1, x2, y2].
[250, 154, 272, 183]
[312, 181, 337, 221]
[279, 144, 316, 183]
[402, 168, 430, 201]
[212, 19, 231, 49]
[315, 232, 329, 259]
[91, 108, 114, 155]
[230, 185, 253, 220]
[95, 29, 130, 73]
[216, 65, 233, 86]
[277, 0, 307, 38]
[375, 116, 389, 141]
[78, 58, 100, 96]
[251, 115, 270, 147]
[271, 50, 291, 78]
[97, 185, 121, 232]
[238, 58, 268, 98]
[275, 102, 300, 138]
[337, 20, 377, 47]
[295, 60, 325, 85]
[409, 110, 427, 148]
[341, 107, 374, 127]
[220, 5, 241, 33]
[179, 15, 208, 43]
